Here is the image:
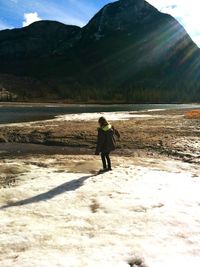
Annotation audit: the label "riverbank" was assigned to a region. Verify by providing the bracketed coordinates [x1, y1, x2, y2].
[0, 108, 200, 163]
[0, 103, 200, 124]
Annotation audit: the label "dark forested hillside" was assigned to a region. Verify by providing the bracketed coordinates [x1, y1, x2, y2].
[0, 0, 200, 103]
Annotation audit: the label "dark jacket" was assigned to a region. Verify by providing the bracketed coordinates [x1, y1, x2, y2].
[95, 124, 120, 154]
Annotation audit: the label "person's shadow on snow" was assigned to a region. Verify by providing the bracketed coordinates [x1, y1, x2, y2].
[0, 175, 92, 210]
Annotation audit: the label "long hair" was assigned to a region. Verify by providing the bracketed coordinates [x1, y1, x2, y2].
[98, 116, 108, 127]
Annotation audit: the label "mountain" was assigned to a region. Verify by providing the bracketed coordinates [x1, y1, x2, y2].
[0, 21, 80, 59]
[0, 0, 200, 103]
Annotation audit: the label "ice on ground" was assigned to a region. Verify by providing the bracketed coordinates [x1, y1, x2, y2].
[0, 111, 165, 128]
[0, 155, 200, 267]
[56, 111, 164, 122]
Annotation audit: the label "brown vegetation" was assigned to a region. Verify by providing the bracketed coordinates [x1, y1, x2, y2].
[185, 110, 200, 119]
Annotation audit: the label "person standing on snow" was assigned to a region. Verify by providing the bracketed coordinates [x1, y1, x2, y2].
[95, 116, 120, 173]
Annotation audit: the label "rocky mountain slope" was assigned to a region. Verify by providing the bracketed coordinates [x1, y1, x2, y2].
[0, 0, 200, 102]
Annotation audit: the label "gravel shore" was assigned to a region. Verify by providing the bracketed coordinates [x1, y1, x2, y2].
[0, 108, 199, 163]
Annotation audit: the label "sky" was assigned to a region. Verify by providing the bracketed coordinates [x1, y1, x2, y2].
[0, 0, 200, 46]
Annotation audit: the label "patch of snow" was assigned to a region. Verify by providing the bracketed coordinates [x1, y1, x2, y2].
[98, 5, 108, 33]
[0, 110, 165, 127]
[0, 156, 200, 266]
[146, 109, 166, 112]
[55, 112, 163, 122]
[94, 32, 104, 40]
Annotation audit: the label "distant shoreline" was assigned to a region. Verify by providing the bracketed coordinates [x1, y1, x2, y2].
[1, 103, 200, 125]
[0, 101, 200, 107]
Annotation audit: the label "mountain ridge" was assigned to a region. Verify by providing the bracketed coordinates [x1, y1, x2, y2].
[0, 0, 199, 103]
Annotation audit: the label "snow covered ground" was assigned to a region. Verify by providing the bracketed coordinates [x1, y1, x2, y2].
[55, 111, 165, 122]
[0, 110, 166, 128]
[0, 155, 200, 267]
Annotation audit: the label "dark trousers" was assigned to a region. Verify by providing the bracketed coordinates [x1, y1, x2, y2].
[101, 152, 111, 169]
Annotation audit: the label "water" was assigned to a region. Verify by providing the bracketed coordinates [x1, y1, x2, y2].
[0, 103, 199, 124]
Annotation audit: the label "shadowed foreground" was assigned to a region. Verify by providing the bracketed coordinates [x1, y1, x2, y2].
[1, 175, 92, 210]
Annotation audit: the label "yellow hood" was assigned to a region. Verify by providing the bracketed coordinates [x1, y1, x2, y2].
[102, 124, 112, 132]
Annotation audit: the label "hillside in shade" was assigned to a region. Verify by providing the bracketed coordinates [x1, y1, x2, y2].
[0, 0, 200, 103]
